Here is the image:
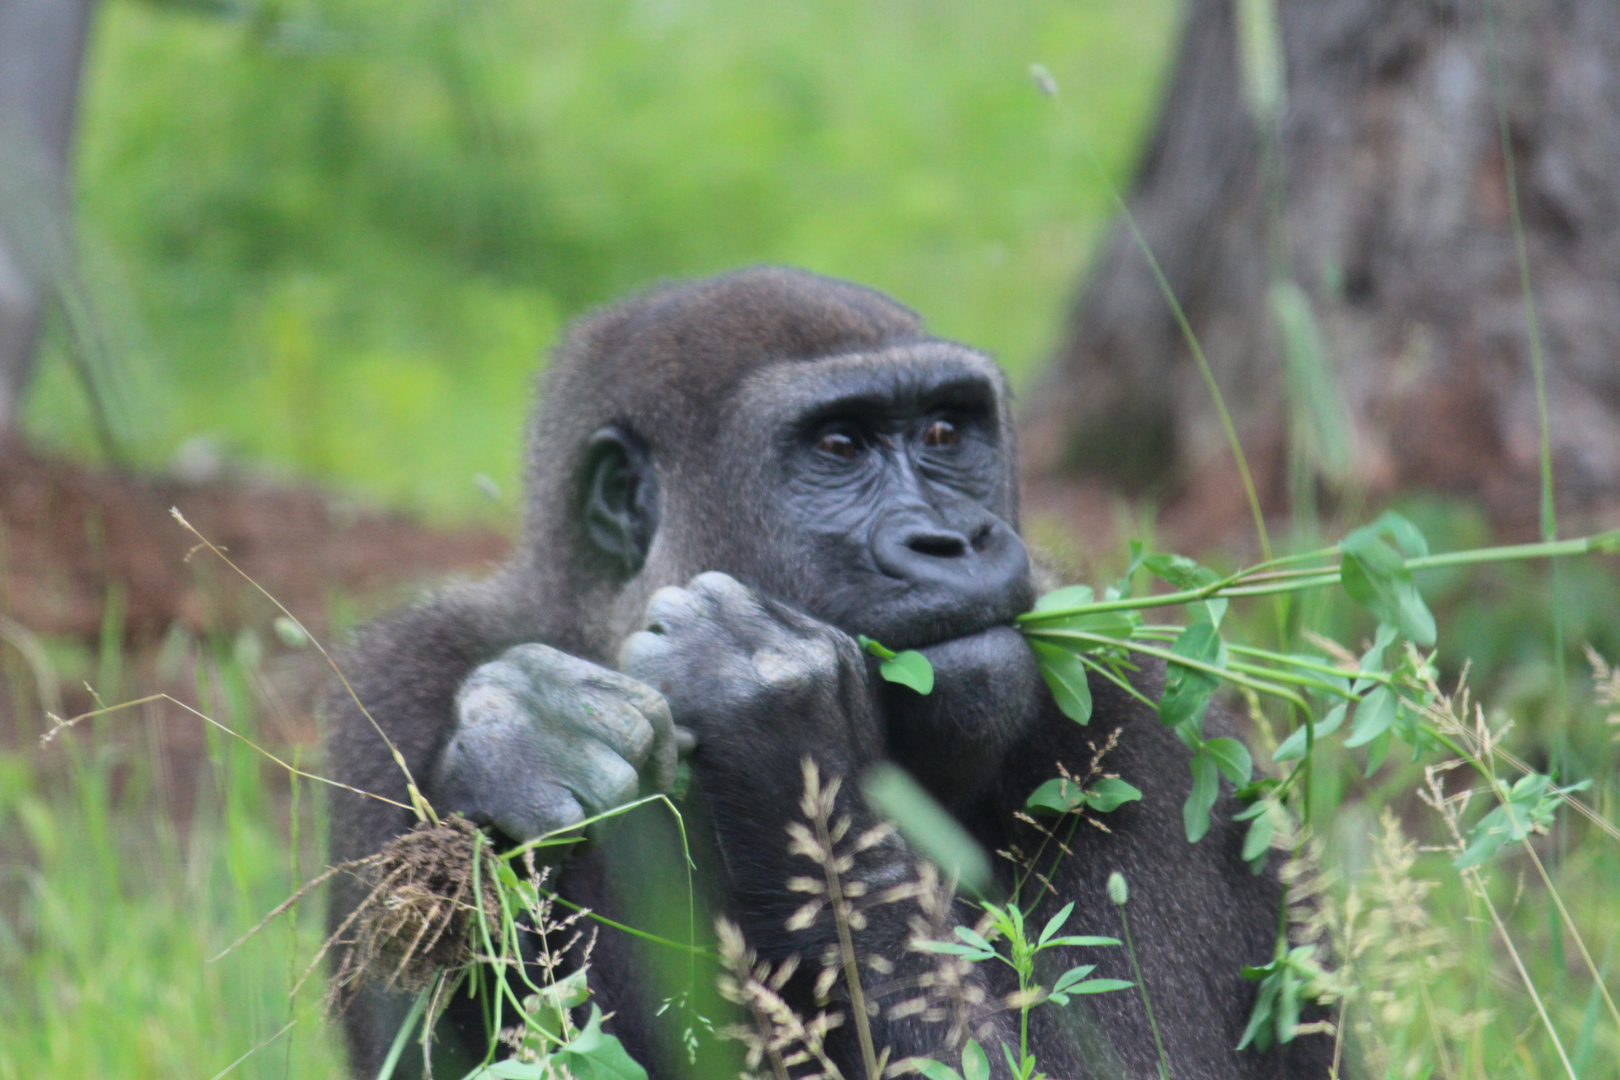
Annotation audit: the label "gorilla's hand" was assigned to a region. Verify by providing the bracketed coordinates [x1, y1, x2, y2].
[433, 643, 680, 843]
[621, 572, 883, 784]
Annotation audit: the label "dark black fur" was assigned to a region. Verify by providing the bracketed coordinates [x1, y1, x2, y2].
[323, 267, 1331, 1078]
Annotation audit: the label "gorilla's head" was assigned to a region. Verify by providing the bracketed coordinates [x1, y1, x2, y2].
[522, 266, 1034, 657]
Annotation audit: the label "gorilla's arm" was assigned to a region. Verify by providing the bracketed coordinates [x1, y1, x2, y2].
[321, 572, 679, 1075]
[622, 572, 1019, 1073]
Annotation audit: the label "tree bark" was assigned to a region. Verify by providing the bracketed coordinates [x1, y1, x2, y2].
[1025, 0, 1620, 543]
[0, 0, 94, 439]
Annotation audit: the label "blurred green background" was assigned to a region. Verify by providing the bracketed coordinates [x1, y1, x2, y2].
[8, 2, 1617, 1077]
[3, 2, 1188, 1073]
[22, 0, 1179, 520]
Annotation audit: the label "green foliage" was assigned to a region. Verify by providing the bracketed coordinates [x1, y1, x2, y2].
[916, 900, 1129, 1080]
[858, 635, 935, 695]
[1237, 945, 1328, 1053]
[1454, 773, 1591, 871]
[0, 650, 347, 1076]
[1020, 513, 1620, 1063]
[23, 0, 1179, 518]
[1024, 774, 1141, 816]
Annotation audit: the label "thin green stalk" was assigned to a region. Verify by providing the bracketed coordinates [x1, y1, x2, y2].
[541, 891, 711, 956]
[1037, 74, 1271, 562]
[1519, 838, 1620, 1039]
[1117, 905, 1171, 1080]
[376, 987, 430, 1080]
[1022, 629, 1310, 712]
[1469, 865, 1579, 1080]
[1484, 0, 1567, 709]
[1077, 652, 1158, 709]
[1017, 530, 1620, 624]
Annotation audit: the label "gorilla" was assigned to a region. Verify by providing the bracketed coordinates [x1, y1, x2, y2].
[324, 267, 1329, 1078]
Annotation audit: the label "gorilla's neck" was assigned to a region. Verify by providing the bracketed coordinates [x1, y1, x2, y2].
[882, 625, 1043, 810]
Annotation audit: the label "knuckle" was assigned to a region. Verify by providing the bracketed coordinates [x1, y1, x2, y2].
[645, 585, 698, 630]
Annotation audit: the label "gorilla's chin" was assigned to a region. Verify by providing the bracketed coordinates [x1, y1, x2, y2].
[882, 625, 1044, 804]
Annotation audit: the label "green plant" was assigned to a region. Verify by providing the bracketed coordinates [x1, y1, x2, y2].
[917, 900, 1132, 1080]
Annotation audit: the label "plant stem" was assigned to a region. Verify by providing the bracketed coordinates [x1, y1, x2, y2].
[1016, 531, 1620, 625]
[1117, 906, 1170, 1080]
[1518, 838, 1620, 1038]
[1469, 866, 1579, 1080]
[1023, 630, 1310, 712]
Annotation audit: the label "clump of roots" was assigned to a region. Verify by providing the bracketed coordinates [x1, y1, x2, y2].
[330, 814, 504, 994]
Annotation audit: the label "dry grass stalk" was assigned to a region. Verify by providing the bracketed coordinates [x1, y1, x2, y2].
[1586, 645, 1620, 741]
[717, 758, 987, 1080]
[1320, 808, 1485, 1080]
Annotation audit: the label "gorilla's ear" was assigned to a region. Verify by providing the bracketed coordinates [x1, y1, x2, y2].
[583, 426, 659, 577]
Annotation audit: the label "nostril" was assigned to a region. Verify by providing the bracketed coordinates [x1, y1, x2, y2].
[969, 523, 994, 553]
[907, 532, 968, 559]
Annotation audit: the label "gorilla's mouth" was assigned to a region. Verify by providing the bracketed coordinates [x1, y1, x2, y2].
[847, 577, 1036, 653]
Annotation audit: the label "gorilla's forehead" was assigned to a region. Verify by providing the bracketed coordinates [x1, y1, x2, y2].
[728, 343, 1006, 429]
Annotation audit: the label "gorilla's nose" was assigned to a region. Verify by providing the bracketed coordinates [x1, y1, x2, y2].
[904, 527, 969, 560]
[871, 507, 1031, 607]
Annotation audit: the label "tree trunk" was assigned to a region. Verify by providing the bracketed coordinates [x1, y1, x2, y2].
[0, 0, 94, 439]
[1024, 0, 1620, 545]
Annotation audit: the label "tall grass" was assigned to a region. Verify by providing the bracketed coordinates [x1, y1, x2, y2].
[0, 637, 347, 1076]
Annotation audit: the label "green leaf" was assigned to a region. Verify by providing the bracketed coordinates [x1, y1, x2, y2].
[1205, 737, 1253, 785]
[552, 1007, 650, 1080]
[475, 1063, 549, 1079]
[1031, 640, 1093, 724]
[1242, 809, 1275, 865]
[916, 1062, 964, 1080]
[1272, 703, 1346, 761]
[879, 650, 935, 694]
[1453, 774, 1586, 869]
[1363, 729, 1392, 777]
[916, 940, 996, 959]
[961, 1039, 990, 1080]
[1184, 749, 1220, 843]
[1237, 968, 1281, 1052]
[1158, 616, 1224, 735]
[1038, 902, 1075, 947]
[1083, 777, 1143, 813]
[1058, 978, 1135, 995]
[1352, 623, 1399, 693]
[1050, 964, 1098, 993]
[954, 925, 996, 953]
[1025, 777, 1086, 816]
[1033, 584, 1093, 612]
[1000, 1041, 1022, 1080]
[1370, 509, 1431, 558]
[1343, 686, 1397, 748]
[1141, 552, 1219, 591]
[1340, 526, 1436, 646]
[1044, 935, 1122, 947]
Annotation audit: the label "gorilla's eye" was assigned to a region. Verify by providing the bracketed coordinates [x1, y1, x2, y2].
[816, 430, 860, 459]
[922, 420, 959, 448]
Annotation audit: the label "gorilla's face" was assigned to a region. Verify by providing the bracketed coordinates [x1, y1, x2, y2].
[720, 345, 1034, 651]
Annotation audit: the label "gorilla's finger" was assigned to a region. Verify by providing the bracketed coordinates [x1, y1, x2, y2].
[489, 780, 587, 845]
[553, 739, 641, 817]
[675, 726, 698, 755]
[643, 697, 680, 791]
[620, 629, 674, 690]
[644, 585, 705, 634]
